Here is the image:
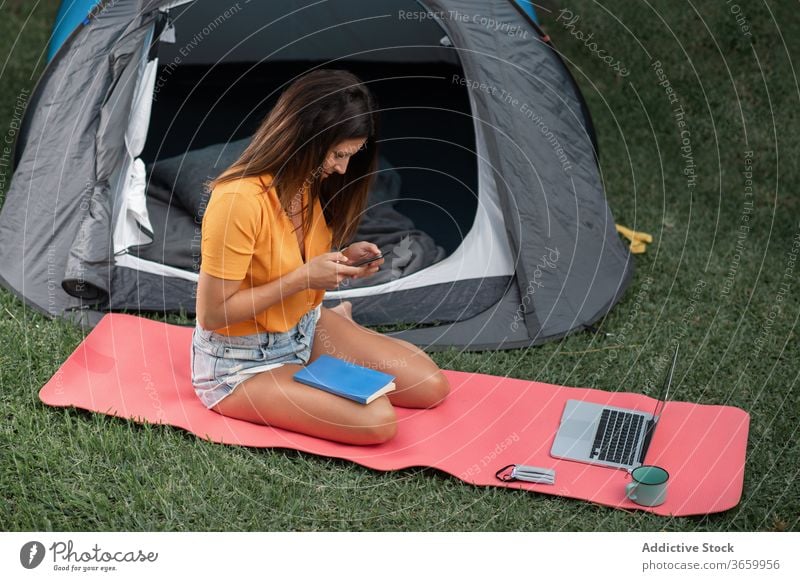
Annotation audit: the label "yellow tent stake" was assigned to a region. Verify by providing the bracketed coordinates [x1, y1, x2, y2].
[615, 224, 653, 254]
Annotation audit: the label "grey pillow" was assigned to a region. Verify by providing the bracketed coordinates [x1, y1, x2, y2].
[146, 138, 400, 223]
[146, 137, 251, 220]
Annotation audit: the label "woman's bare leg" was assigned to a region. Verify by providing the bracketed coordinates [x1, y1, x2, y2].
[328, 300, 353, 320]
[310, 307, 450, 409]
[211, 363, 397, 445]
[210, 304, 449, 443]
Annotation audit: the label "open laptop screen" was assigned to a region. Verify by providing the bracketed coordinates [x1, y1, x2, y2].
[651, 343, 679, 420]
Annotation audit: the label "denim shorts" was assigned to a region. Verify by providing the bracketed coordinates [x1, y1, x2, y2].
[190, 305, 322, 410]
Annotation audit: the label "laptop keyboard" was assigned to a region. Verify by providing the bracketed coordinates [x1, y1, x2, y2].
[590, 409, 644, 465]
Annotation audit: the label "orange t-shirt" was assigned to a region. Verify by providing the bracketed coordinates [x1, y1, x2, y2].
[199, 174, 333, 336]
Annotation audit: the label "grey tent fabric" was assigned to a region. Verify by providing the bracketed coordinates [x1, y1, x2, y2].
[63, 181, 115, 300]
[64, 21, 154, 301]
[400, 0, 632, 343]
[0, 1, 147, 316]
[0, 0, 634, 352]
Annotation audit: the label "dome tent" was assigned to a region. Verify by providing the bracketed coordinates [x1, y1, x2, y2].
[0, 0, 634, 351]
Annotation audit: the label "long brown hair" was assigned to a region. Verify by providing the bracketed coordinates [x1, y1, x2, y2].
[208, 68, 379, 249]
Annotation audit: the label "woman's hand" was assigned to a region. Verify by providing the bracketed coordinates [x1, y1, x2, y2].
[295, 252, 363, 290]
[342, 241, 385, 279]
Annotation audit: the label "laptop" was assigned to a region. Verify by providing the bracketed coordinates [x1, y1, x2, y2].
[550, 343, 679, 471]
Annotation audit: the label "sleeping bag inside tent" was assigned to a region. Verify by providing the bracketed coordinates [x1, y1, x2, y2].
[0, 0, 634, 351]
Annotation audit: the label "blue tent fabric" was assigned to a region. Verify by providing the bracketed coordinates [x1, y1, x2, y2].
[513, 0, 539, 23]
[47, 0, 103, 63]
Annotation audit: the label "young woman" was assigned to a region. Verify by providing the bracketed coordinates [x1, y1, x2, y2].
[192, 69, 450, 445]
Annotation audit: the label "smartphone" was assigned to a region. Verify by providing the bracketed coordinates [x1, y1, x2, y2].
[348, 252, 384, 268]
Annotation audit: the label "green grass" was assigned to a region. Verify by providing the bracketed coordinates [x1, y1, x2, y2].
[1, 1, 798, 531]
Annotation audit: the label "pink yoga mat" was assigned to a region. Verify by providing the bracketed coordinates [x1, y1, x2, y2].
[39, 314, 749, 516]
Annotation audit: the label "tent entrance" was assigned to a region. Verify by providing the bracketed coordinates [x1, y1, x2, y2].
[128, 0, 479, 282]
[140, 60, 478, 250]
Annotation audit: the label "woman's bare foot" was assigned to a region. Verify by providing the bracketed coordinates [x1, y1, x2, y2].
[329, 301, 353, 320]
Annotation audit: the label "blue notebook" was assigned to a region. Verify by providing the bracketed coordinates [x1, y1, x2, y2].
[292, 355, 396, 405]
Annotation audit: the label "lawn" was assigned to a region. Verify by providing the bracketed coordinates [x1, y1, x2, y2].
[1, 1, 797, 531]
